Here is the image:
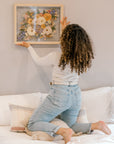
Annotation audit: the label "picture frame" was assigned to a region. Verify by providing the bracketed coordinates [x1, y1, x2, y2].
[14, 4, 64, 44]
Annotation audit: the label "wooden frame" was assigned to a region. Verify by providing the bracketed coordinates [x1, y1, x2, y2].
[14, 4, 64, 44]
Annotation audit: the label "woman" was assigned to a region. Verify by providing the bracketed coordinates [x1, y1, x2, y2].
[17, 17, 111, 144]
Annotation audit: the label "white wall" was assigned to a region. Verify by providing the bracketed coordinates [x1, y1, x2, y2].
[0, 0, 114, 95]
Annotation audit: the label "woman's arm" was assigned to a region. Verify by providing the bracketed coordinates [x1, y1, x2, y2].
[17, 41, 57, 66]
[27, 45, 57, 66]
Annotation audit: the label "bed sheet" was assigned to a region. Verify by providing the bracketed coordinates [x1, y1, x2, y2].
[0, 124, 114, 144]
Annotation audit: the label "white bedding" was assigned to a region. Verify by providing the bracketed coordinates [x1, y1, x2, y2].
[0, 124, 114, 144]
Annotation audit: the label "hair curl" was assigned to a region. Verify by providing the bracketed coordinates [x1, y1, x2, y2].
[58, 24, 94, 75]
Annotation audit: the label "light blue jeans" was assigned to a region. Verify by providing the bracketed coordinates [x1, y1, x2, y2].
[28, 84, 93, 137]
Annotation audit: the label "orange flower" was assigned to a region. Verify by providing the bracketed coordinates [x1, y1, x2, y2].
[39, 13, 44, 17]
[27, 18, 33, 24]
[41, 24, 46, 29]
[31, 12, 34, 15]
[44, 13, 52, 21]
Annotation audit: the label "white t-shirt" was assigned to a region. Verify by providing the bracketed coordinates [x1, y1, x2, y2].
[28, 46, 79, 85]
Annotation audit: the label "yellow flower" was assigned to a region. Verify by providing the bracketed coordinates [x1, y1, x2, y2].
[36, 14, 40, 18]
[27, 18, 33, 24]
[41, 24, 46, 29]
[44, 13, 52, 21]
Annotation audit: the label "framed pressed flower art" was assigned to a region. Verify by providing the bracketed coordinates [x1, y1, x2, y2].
[14, 4, 63, 44]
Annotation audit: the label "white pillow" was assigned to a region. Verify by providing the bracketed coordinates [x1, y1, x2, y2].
[77, 107, 89, 123]
[0, 92, 48, 125]
[9, 104, 34, 132]
[82, 87, 112, 123]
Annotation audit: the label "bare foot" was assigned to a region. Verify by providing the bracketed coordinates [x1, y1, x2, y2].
[56, 128, 73, 144]
[62, 128, 73, 144]
[91, 121, 111, 135]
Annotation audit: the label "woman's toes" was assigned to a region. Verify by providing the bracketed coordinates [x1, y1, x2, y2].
[98, 121, 111, 135]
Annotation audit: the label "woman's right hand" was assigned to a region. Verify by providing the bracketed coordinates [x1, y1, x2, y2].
[60, 17, 70, 31]
[17, 41, 30, 48]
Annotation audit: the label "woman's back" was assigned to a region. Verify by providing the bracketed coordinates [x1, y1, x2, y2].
[52, 51, 79, 85]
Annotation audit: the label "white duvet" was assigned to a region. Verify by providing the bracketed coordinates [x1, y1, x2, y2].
[0, 124, 114, 144]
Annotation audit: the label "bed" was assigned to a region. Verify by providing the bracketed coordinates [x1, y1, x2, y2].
[0, 124, 114, 144]
[0, 87, 114, 144]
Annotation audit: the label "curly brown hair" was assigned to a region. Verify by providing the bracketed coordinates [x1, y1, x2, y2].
[58, 24, 94, 75]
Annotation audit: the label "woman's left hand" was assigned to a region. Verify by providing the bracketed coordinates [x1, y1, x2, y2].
[60, 17, 70, 31]
[16, 41, 30, 48]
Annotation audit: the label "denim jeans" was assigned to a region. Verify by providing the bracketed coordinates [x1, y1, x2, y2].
[28, 84, 92, 137]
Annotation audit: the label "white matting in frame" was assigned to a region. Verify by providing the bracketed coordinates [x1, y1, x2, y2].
[14, 4, 64, 44]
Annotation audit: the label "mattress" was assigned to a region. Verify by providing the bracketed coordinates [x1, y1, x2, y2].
[0, 124, 114, 144]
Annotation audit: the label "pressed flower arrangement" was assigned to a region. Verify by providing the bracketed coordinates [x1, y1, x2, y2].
[14, 4, 63, 44]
